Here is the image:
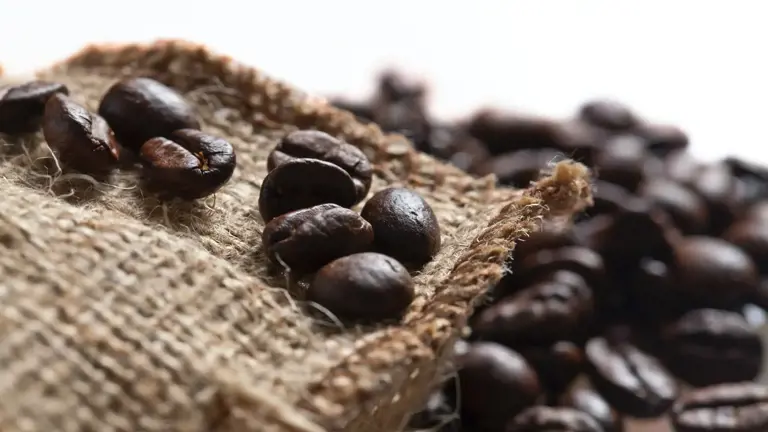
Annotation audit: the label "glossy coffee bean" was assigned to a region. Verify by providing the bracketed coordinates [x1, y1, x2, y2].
[98, 77, 200, 151]
[267, 130, 373, 203]
[140, 129, 236, 200]
[42, 93, 119, 173]
[458, 342, 542, 431]
[585, 336, 678, 417]
[691, 163, 741, 235]
[725, 156, 768, 204]
[427, 124, 490, 174]
[642, 178, 708, 235]
[593, 135, 648, 192]
[664, 151, 702, 186]
[307, 252, 414, 322]
[638, 123, 689, 156]
[561, 387, 624, 432]
[466, 109, 561, 154]
[661, 309, 763, 387]
[519, 341, 584, 395]
[512, 220, 578, 258]
[258, 159, 357, 222]
[673, 236, 758, 308]
[508, 406, 603, 432]
[473, 280, 593, 347]
[361, 188, 440, 267]
[584, 181, 634, 218]
[724, 219, 768, 274]
[0, 81, 68, 134]
[372, 98, 431, 150]
[261, 204, 374, 274]
[516, 246, 606, 290]
[578, 99, 638, 132]
[671, 382, 768, 432]
[479, 148, 563, 188]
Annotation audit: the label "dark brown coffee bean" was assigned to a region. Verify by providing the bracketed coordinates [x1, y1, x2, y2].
[664, 151, 702, 186]
[746, 202, 768, 223]
[561, 387, 624, 432]
[467, 110, 561, 155]
[661, 309, 763, 387]
[0, 81, 68, 134]
[516, 246, 606, 290]
[261, 204, 374, 274]
[578, 99, 638, 132]
[42, 93, 119, 174]
[376, 70, 427, 103]
[98, 77, 200, 151]
[548, 121, 607, 165]
[519, 341, 584, 395]
[724, 219, 768, 274]
[508, 406, 604, 432]
[258, 159, 357, 222]
[673, 236, 758, 308]
[642, 178, 708, 235]
[473, 280, 593, 346]
[139, 129, 236, 200]
[671, 382, 768, 432]
[585, 336, 678, 417]
[458, 342, 542, 431]
[267, 130, 373, 203]
[371, 97, 431, 150]
[427, 124, 490, 174]
[725, 157, 768, 205]
[479, 148, 564, 188]
[329, 98, 374, 123]
[361, 187, 440, 267]
[512, 220, 578, 262]
[691, 163, 741, 235]
[638, 123, 689, 156]
[307, 252, 414, 322]
[594, 135, 648, 192]
[583, 181, 634, 218]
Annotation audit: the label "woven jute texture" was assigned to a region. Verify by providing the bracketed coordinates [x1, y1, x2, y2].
[0, 40, 592, 432]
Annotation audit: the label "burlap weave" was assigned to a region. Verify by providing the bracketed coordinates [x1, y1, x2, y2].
[0, 41, 592, 432]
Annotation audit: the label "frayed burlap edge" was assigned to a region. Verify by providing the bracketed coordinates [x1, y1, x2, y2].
[6, 40, 592, 431]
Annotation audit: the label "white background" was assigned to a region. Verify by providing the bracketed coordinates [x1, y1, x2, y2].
[2, 0, 767, 163]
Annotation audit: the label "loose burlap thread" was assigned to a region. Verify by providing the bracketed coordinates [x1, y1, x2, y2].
[0, 41, 592, 432]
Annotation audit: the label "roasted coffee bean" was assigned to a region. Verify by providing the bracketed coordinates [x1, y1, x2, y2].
[258, 159, 357, 222]
[585, 336, 678, 417]
[473, 280, 593, 347]
[42, 93, 119, 173]
[664, 151, 702, 186]
[578, 99, 638, 132]
[584, 181, 635, 218]
[329, 98, 374, 122]
[724, 219, 768, 274]
[561, 387, 624, 432]
[140, 129, 236, 200]
[0, 81, 68, 134]
[261, 204, 374, 274]
[547, 121, 606, 165]
[371, 96, 431, 150]
[98, 77, 200, 151]
[519, 341, 584, 395]
[361, 187, 440, 267]
[673, 236, 758, 308]
[642, 178, 708, 235]
[661, 309, 763, 387]
[427, 124, 490, 174]
[691, 163, 741, 235]
[458, 342, 542, 431]
[671, 382, 768, 432]
[638, 123, 689, 156]
[307, 252, 414, 322]
[725, 157, 768, 204]
[479, 148, 563, 188]
[512, 220, 579, 262]
[507, 406, 604, 432]
[376, 70, 427, 103]
[467, 110, 561, 154]
[516, 246, 606, 290]
[593, 135, 648, 192]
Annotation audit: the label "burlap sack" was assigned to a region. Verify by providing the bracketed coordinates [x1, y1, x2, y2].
[0, 40, 592, 432]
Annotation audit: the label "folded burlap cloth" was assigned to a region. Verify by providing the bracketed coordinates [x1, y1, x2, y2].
[0, 41, 592, 432]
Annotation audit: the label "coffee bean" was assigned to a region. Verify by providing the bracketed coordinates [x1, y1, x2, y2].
[745, 202, 768, 223]
[561, 387, 624, 432]
[519, 341, 584, 395]
[509, 220, 578, 267]
[585, 336, 678, 417]
[548, 121, 606, 165]
[478, 148, 563, 188]
[139, 129, 235, 200]
[725, 157, 768, 204]
[508, 406, 604, 432]
[642, 178, 708, 235]
[458, 342, 542, 431]
[672, 236, 758, 308]
[361, 187, 440, 267]
[258, 159, 357, 222]
[594, 135, 649, 192]
[427, 124, 490, 174]
[585, 181, 634, 218]
[261, 204, 374, 274]
[661, 309, 763, 387]
[664, 151, 702, 186]
[376, 70, 427, 103]
[329, 98, 374, 123]
[98, 77, 200, 151]
[578, 99, 638, 132]
[466, 110, 561, 155]
[638, 123, 689, 156]
[42, 93, 119, 174]
[724, 219, 768, 274]
[516, 246, 606, 290]
[307, 252, 414, 322]
[691, 163, 741, 235]
[267, 130, 373, 203]
[473, 280, 593, 347]
[671, 382, 768, 432]
[373, 99, 432, 150]
[0, 81, 68, 134]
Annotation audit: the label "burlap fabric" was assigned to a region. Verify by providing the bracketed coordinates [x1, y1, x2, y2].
[0, 41, 592, 432]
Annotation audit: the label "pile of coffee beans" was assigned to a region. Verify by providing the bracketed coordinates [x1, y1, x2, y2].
[0, 77, 236, 199]
[332, 72, 768, 431]
[259, 129, 441, 322]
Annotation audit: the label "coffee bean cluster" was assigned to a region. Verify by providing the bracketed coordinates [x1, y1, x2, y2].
[0, 78, 236, 199]
[335, 73, 768, 431]
[259, 130, 441, 323]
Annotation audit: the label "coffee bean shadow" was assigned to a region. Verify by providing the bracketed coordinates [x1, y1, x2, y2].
[11, 152, 113, 205]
